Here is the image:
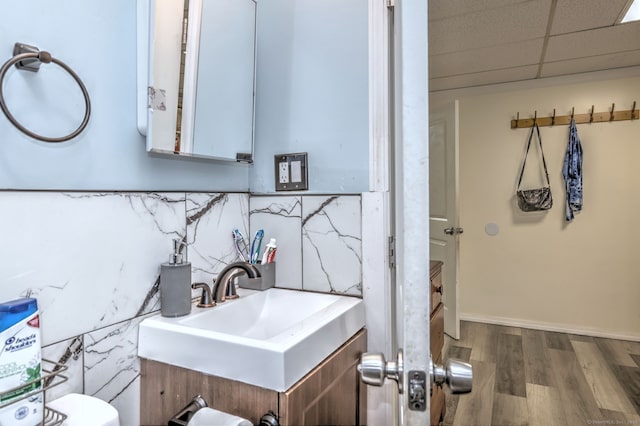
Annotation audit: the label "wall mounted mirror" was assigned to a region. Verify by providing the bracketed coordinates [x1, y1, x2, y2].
[141, 0, 257, 162]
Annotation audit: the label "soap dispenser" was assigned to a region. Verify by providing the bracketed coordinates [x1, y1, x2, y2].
[160, 238, 192, 317]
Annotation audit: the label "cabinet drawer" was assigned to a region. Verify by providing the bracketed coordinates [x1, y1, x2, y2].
[430, 268, 442, 312]
[430, 302, 444, 359]
[430, 378, 445, 425]
[430, 261, 443, 312]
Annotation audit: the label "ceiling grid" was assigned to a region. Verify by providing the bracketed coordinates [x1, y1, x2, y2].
[429, 0, 640, 91]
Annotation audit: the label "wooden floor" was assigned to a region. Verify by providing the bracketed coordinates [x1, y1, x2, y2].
[442, 321, 640, 426]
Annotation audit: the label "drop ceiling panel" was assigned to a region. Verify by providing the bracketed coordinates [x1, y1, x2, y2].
[545, 21, 640, 61]
[428, 2, 640, 91]
[550, 0, 629, 35]
[430, 38, 544, 78]
[430, 65, 539, 92]
[540, 49, 640, 77]
[429, 0, 519, 21]
[429, 0, 551, 55]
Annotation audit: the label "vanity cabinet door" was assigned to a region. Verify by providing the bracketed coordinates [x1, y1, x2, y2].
[279, 328, 367, 426]
[140, 329, 367, 426]
[430, 260, 446, 425]
[140, 359, 277, 426]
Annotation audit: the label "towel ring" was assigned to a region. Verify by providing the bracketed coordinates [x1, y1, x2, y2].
[0, 45, 91, 143]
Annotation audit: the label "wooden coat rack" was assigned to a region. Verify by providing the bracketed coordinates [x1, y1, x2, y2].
[511, 102, 639, 129]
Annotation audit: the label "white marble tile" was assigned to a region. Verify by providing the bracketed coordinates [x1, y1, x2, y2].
[0, 192, 186, 345]
[111, 375, 140, 426]
[84, 315, 148, 426]
[42, 336, 84, 402]
[187, 193, 249, 284]
[302, 196, 362, 295]
[249, 196, 302, 289]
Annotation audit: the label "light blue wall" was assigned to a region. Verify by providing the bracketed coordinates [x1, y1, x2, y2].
[251, 0, 369, 194]
[0, 0, 249, 191]
[0, 0, 368, 193]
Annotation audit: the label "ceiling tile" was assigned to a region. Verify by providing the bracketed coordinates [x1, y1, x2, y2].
[545, 21, 640, 61]
[430, 65, 539, 92]
[429, 0, 519, 21]
[540, 49, 640, 77]
[429, 0, 552, 55]
[430, 39, 544, 78]
[550, 0, 629, 35]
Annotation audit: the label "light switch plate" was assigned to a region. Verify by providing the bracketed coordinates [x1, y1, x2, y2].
[274, 152, 308, 191]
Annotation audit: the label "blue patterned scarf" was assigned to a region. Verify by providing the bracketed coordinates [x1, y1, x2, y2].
[562, 118, 583, 221]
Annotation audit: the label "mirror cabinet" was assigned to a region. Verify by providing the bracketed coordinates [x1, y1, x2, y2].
[143, 0, 257, 162]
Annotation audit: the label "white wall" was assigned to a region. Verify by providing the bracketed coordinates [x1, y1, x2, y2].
[457, 75, 640, 339]
[0, 0, 249, 191]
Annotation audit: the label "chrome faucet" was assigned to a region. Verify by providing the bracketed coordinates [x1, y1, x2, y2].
[212, 262, 261, 303]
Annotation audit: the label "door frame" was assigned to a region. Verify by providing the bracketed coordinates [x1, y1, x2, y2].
[363, 0, 396, 425]
[364, 0, 430, 424]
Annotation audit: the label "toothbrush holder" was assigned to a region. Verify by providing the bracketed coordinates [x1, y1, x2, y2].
[238, 262, 276, 291]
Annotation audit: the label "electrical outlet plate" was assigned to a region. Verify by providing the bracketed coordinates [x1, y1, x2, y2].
[274, 152, 308, 191]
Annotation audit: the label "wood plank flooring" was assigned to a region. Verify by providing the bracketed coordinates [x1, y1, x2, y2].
[442, 321, 640, 425]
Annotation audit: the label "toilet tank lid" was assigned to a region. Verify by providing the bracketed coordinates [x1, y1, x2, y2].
[47, 393, 120, 426]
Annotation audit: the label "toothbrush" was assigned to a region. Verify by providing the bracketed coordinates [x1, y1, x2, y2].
[250, 229, 264, 264]
[232, 229, 248, 261]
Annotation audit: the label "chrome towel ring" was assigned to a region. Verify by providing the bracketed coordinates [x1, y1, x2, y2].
[0, 43, 91, 143]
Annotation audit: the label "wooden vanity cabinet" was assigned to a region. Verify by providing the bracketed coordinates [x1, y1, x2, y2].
[430, 260, 446, 426]
[140, 328, 367, 426]
[279, 328, 367, 425]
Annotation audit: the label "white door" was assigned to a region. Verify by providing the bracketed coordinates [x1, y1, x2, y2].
[395, 0, 431, 423]
[359, 3, 471, 426]
[429, 100, 461, 339]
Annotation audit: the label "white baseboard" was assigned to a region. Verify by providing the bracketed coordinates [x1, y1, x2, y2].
[459, 313, 640, 342]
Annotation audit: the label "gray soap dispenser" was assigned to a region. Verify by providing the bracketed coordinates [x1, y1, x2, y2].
[160, 238, 192, 317]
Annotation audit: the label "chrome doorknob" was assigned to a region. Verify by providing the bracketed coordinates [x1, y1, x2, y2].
[430, 358, 473, 394]
[358, 350, 404, 393]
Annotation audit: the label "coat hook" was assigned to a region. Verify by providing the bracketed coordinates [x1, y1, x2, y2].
[516, 111, 519, 128]
[633, 101, 637, 120]
[571, 107, 574, 120]
[551, 108, 556, 126]
[534, 110, 537, 125]
[590, 105, 594, 123]
[610, 103, 615, 121]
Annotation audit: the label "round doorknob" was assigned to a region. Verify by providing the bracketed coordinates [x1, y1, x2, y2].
[430, 358, 473, 394]
[358, 350, 404, 393]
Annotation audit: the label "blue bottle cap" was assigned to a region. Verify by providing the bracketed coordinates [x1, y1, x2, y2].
[0, 298, 38, 331]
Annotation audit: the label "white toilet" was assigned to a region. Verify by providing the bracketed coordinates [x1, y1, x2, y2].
[47, 393, 120, 426]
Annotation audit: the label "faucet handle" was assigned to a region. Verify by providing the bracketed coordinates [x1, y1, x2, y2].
[191, 283, 215, 308]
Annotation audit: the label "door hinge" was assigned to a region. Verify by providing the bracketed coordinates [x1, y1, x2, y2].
[386, 0, 395, 8]
[388, 235, 396, 269]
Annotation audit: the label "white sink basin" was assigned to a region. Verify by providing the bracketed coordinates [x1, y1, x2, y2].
[138, 288, 365, 391]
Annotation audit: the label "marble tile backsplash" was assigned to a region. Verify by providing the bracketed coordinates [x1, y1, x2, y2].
[0, 191, 361, 426]
[302, 196, 362, 295]
[250, 195, 362, 296]
[187, 193, 250, 283]
[249, 196, 303, 288]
